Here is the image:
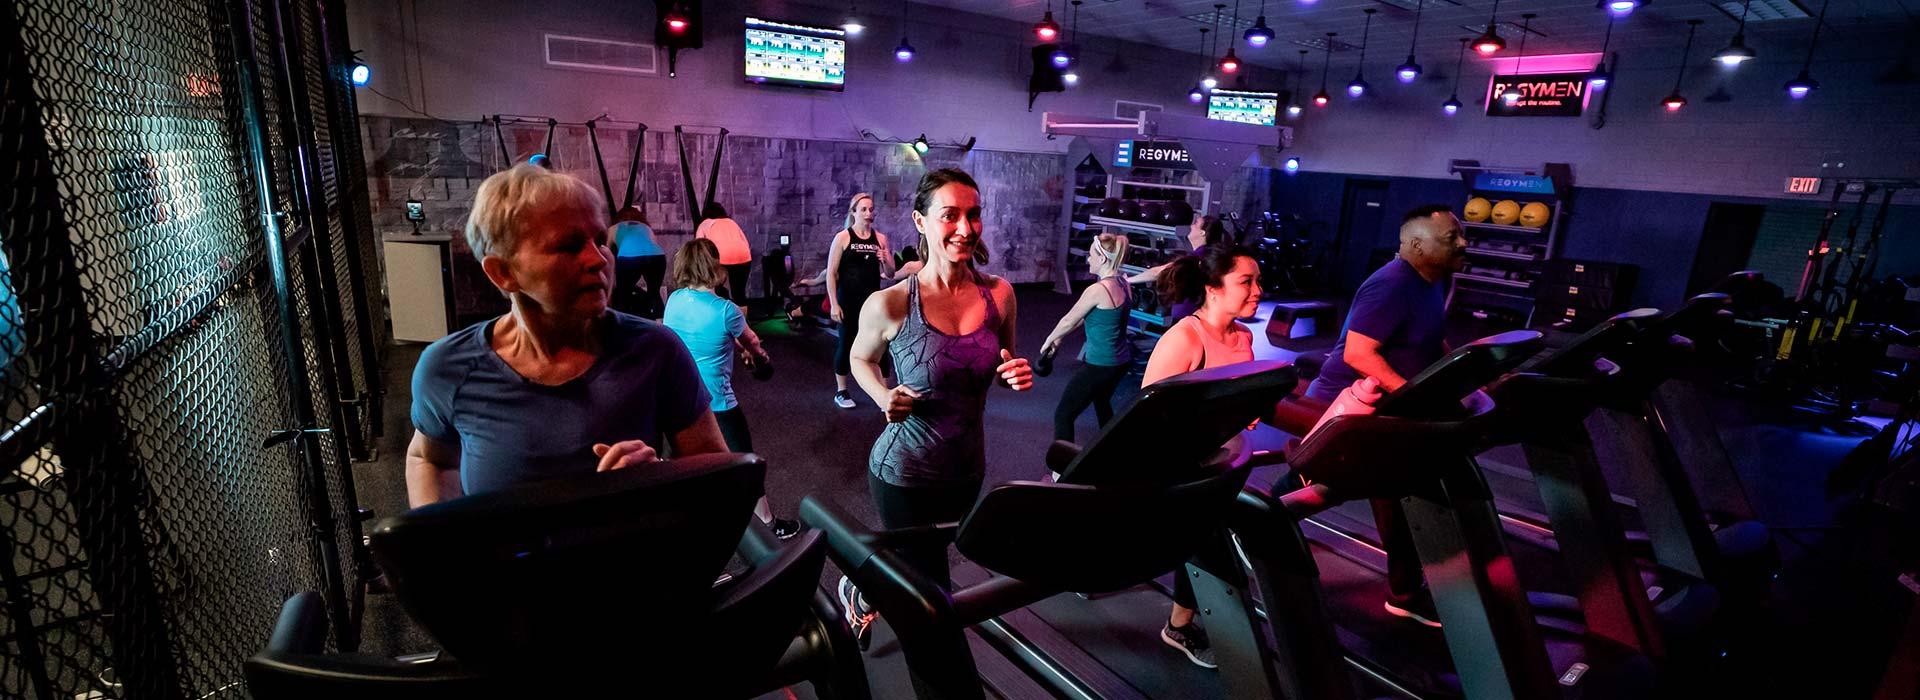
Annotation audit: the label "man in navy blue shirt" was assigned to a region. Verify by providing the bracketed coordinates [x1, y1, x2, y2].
[1305, 204, 1467, 627]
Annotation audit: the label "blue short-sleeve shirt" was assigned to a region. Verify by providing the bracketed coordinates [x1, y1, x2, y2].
[410, 311, 710, 496]
[661, 288, 746, 413]
[1306, 258, 1449, 402]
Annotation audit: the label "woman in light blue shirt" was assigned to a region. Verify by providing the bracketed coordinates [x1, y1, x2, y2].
[662, 239, 796, 537]
[610, 205, 666, 318]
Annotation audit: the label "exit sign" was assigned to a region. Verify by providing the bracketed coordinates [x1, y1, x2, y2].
[1785, 177, 1823, 195]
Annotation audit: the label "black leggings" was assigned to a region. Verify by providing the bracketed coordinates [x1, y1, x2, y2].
[868, 474, 982, 589]
[833, 288, 875, 376]
[1052, 362, 1132, 442]
[714, 406, 753, 453]
[613, 255, 666, 318]
[724, 262, 752, 303]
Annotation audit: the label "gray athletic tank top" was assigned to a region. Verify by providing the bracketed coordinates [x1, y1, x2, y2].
[869, 275, 1001, 486]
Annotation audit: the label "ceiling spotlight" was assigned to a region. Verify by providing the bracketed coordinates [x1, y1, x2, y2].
[912, 134, 930, 153]
[349, 61, 370, 86]
[1052, 47, 1072, 67]
[1602, 0, 1645, 17]
[1663, 92, 1687, 111]
[895, 38, 915, 62]
[1189, 85, 1206, 103]
[1313, 89, 1330, 106]
[1443, 95, 1462, 114]
[1284, 156, 1301, 173]
[1785, 70, 1818, 98]
[1202, 74, 1219, 89]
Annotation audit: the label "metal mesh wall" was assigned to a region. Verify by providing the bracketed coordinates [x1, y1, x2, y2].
[3, 0, 380, 697]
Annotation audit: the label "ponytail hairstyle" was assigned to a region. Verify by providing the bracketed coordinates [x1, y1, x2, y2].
[1157, 243, 1256, 304]
[1090, 232, 1128, 275]
[843, 192, 875, 232]
[1202, 215, 1233, 248]
[614, 204, 646, 225]
[910, 168, 989, 267]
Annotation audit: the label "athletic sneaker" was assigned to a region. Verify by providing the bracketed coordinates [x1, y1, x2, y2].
[839, 576, 877, 651]
[833, 390, 856, 409]
[1160, 622, 1217, 669]
[1384, 588, 1444, 628]
[770, 517, 802, 540]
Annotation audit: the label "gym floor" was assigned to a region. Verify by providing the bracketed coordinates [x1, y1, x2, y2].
[350, 285, 1908, 698]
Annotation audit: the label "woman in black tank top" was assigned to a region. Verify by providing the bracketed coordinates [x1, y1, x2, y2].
[827, 193, 895, 408]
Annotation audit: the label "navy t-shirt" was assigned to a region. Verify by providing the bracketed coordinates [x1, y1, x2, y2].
[410, 311, 710, 496]
[1305, 258, 1448, 402]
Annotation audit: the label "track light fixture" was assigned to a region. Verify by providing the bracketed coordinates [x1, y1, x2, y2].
[913, 134, 930, 153]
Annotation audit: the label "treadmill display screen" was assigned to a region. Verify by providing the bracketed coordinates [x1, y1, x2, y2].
[1207, 90, 1279, 127]
[744, 17, 846, 90]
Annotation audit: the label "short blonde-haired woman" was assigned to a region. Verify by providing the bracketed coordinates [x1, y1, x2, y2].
[407, 164, 726, 507]
[825, 192, 895, 408]
[1039, 232, 1136, 447]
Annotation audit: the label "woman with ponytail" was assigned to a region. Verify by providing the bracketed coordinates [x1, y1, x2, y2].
[1138, 243, 1263, 670]
[1040, 232, 1136, 446]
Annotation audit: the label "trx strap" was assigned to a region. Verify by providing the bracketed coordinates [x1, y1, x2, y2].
[586, 120, 617, 218]
[623, 124, 648, 214]
[673, 125, 729, 226]
[491, 115, 509, 166]
[541, 118, 557, 167]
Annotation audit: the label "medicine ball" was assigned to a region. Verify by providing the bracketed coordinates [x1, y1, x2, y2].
[1117, 200, 1141, 220]
[1139, 201, 1165, 223]
[1463, 197, 1491, 223]
[1165, 200, 1195, 226]
[1099, 198, 1122, 217]
[1519, 201, 1551, 228]
[1490, 200, 1521, 226]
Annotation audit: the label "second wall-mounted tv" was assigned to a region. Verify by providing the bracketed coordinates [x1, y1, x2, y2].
[744, 17, 846, 90]
[1207, 89, 1279, 127]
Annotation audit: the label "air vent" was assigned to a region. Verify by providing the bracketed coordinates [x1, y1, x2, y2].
[544, 34, 658, 75]
[1183, 10, 1254, 31]
[1291, 36, 1361, 52]
[1115, 100, 1163, 119]
[1717, 0, 1809, 21]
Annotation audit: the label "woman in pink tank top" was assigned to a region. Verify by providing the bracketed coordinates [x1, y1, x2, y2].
[1138, 243, 1263, 670]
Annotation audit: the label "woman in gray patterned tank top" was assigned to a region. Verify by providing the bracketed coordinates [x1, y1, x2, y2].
[832, 168, 1034, 650]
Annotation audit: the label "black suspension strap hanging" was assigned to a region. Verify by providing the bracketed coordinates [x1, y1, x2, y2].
[623, 124, 649, 213]
[673, 125, 730, 225]
[491, 115, 510, 166]
[541, 118, 557, 165]
[585, 119, 618, 218]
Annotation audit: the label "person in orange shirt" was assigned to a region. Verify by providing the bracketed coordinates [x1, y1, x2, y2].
[695, 203, 754, 304]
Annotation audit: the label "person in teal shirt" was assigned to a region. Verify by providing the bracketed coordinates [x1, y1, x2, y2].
[661, 239, 797, 538]
[1040, 233, 1136, 445]
[609, 205, 666, 318]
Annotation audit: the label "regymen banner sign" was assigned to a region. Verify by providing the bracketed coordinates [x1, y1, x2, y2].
[1118, 140, 1197, 171]
[1486, 72, 1590, 117]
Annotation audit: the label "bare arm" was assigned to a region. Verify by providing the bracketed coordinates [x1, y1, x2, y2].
[877, 233, 897, 279]
[891, 260, 923, 281]
[849, 287, 903, 407]
[991, 279, 1034, 391]
[669, 410, 730, 457]
[1041, 282, 1108, 355]
[1340, 330, 1411, 391]
[1141, 325, 1203, 388]
[1127, 263, 1169, 285]
[825, 231, 848, 314]
[405, 431, 463, 508]
[734, 323, 769, 364]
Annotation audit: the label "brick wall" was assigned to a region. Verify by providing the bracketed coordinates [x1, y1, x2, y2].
[1746, 206, 1827, 296]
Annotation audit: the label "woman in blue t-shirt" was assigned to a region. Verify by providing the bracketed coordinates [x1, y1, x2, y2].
[407, 165, 726, 507]
[662, 239, 796, 538]
[609, 205, 666, 318]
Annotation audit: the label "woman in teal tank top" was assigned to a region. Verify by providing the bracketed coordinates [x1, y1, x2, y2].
[1040, 233, 1137, 445]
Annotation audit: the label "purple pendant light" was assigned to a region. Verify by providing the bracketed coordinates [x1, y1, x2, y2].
[1785, 0, 1829, 98]
[1589, 14, 1616, 87]
[1348, 9, 1375, 97]
[1245, 0, 1274, 47]
[1602, 0, 1647, 18]
[1397, 0, 1424, 83]
[1443, 37, 1466, 114]
[1189, 28, 1209, 102]
[894, 0, 915, 61]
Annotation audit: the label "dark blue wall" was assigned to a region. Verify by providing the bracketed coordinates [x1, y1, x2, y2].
[1271, 171, 1920, 310]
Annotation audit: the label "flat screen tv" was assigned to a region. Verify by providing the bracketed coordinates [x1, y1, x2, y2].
[744, 17, 846, 90]
[1206, 89, 1279, 127]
